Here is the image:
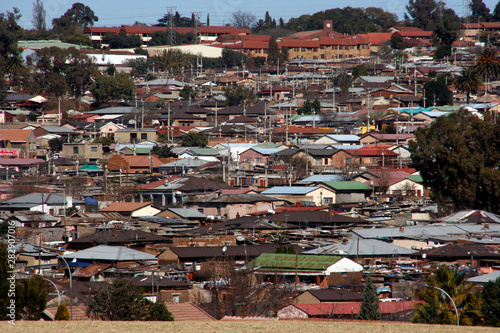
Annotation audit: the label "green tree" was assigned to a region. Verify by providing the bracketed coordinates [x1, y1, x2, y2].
[413, 265, 482, 325]
[224, 86, 257, 106]
[48, 137, 63, 152]
[86, 278, 149, 320]
[179, 86, 197, 100]
[405, 0, 439, 30]
[63, 33, 92, 47]
[221, 47, 246, 68]
[152, 49, 192, 72]
[454, 67, 482, 104]
[389, 35, 411, 50]
[473, 48, 500, 92]
[431, 8, 459, 58]
[93, 137, 113, 146]
[52, 2, 98, 31]
[470, 0, 493, 21]
[0, 8, 22, 100]
[55, 303, 70, 320]
[482, 277, 500, 327]
[357, 276, 381, 320]
[332, 72, 351, 95]
[103, 32, 142, 49]
[147, 302, 174, 321]
[181, 132, 208, 147]
[352, 64, 368, 78]
[410, 109, 500, 213]
[91, 72, 136, 105]
[494, 1, 500, 21]
[275, 245, 295, 254]
[267, 36, 280, 66]
[423, 80, 452, 106]
[150, 144, 175, 158]
[16, 275, 48, 320]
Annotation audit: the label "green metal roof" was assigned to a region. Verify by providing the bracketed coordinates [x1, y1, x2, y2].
[250, 253, 341, 272]
[432, 106, 462, 112]
[189, 148, 223, 155]
[407, 174, 423, 183]
[322, 181, 371, 191]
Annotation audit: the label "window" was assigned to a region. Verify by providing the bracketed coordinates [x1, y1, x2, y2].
[91, 146, 97, 152]
[323, 197, 333, 204]
[345, 158, 352, 164]
[73, 147, 79, 154]
[130, 133, 138, 143]
[141, 133, 147, 140]
[172, 294, 180, 303]
[198, 208, 204, 214]
[244, 158, 251, 163]
[323, 158, 329, 165]
[255, 157, 262, 163]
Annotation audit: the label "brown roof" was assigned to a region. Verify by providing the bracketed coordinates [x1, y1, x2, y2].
[100, 201, 154, 212]
[73, 263, 112, 277]
[67, 229, 172, 250]
[164, 303, 215, 321]
[44, 305, 93, 321]
[421, 243, 500, 259]
[0, 129, 32, 142]
[302, 288, 362, 302]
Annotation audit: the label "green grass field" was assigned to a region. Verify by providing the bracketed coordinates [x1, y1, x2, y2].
[2, 320, 500, 333]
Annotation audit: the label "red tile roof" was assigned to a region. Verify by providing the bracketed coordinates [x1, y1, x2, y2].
[363, 33, 394, 46]
[393, 31, 433, 38]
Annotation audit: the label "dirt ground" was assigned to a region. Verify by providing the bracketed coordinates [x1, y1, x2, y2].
[2, 320, 500, 333]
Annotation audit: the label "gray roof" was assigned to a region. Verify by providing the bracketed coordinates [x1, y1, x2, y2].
[305, 237, 418, 256]
[40, 126, 76, 134]
[297, 174, 344, 183]
[247, 148, 284, 155]
[323, 134, 361, 142]
[159, 158, 212, 169]
[166, 207, 206, 219]
[87, 106, 136, 115]
[468, 270, 500, 283]
[63, 245, 157, 261]
[354, 224, 500, 239]
[261, 186, 319, 195]
[359, 76, 394, 83]
[137, 78, 193, 87]
[0, 193, 85, 209]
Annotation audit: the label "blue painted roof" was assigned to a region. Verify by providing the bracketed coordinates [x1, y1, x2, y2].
[298, 175, 344, 183]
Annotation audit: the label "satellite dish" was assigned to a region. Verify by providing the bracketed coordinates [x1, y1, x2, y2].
[422, 253, 427, 259]
[222, 246, 227, 254]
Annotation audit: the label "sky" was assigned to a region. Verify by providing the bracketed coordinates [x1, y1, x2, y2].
[2, 0, 499, 30]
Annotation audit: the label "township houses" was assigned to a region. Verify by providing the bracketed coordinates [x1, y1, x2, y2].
[99, 202, 161, 217]
[0, 129, 37, 158]
[106, 154, 164, 174]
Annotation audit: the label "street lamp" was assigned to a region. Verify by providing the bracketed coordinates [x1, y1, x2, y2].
[422, 283, 459, 326]
[38, 247, 73, 320]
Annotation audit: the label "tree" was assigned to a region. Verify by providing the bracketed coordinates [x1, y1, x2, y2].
[152, 49, 192, 72]
[52, 2, 98, 30]
[423, 80, 452, 106]
[93, 137, 113, 146]
[405, 0, 439, 30]
[482, 277, 500, 327]
[332, 71, 351, 95]
[224, 86, 257, 106]
[409, 109, 500, 213]
[16, 275, 48, 320]
[431, 7, 459, 58]
[150, 144, 175, 158]
[48, 137, 63, 152]
[147, 302, 174, 321]
[352, 64, 368, 78]
[413, 265, 482, 325]
[0, 8, 22, 100]
[179, 86, 197, 100]
[221, 47, 246, 68]
[86, 278, 171, 321]
[454, 67, 482, 104]
[32, 0, 46, 30]
[474, 48, 500, 91]
[267, 36, 280, 66]
[181, 132, 208, 147]
[55, 303, 70, 320]
[230, 10, 256, 29]
[357, 276, 381, 320]
[494, 1, 500, 21]
[91, 72, 136, 105]
[470, 0, 493, 21]
[103, 32, 142, 49]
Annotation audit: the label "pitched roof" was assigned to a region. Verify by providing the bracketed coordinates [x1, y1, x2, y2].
[64, 245, 157, 261]
[261, 186, 319, 195]
[306, 237, 418, 256]
[0, 129, 32, 142]
[250, 253, 341, 273]
[302, 288, 362, 302]
[100, 201, 154, 212]
[167, 244, 301, 259]
[289, 301, 421, 316]
[322, 181, 372, 191]
[67, 229, 171, 249]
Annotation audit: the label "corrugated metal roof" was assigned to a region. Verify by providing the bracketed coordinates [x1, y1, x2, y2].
[261, 186, 319, 195]
[355, 224, 500, 239]
[322, 181, 371, 191]
[305, 237, 418, 256]
[298, 175, 344, 183]
[167, 207, 206, 219]
[64, 245, 157, 261]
